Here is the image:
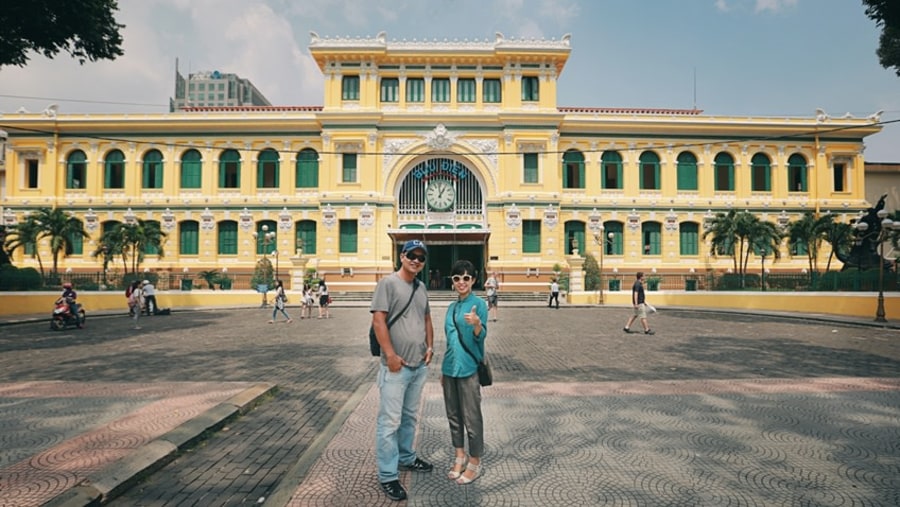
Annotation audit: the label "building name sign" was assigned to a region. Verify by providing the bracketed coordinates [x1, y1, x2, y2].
[411, 158, 471, 181]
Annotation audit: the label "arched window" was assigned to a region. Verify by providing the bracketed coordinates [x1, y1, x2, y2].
[296, 220, 317, 254]
[639, 151, 660, 190]
[787, 153, 808, 192]
[642, 222, 662, 255]
[219, 149, 241, 188]
[255, 220, 277, 255]
[714, 152, 734, 191]
[676, 152, 698, 191]
[180, 149, 202, 188]
[602, 221, 624, 255]
[142, 149, 164, 189]
[679, 222, 699, 256]
[104, 149, 126, 189]
[751, 153, 771, 192]
[257, 149, 279, 188]
[143, 220, 162, 255]
[179, 221, 199, 255]
[296, 148, 319, 188]
[564, 221, 586, 254]
[563, 150, 585, 189]
[601, 151, 623, 189]
[218, 221, 238, 255]
[66, 150, 87, 189]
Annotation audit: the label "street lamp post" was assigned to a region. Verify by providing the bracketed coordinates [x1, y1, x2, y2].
[252, 224, 276, 307]
[594, 227, 615, 303]
[854, 209, 897, 323]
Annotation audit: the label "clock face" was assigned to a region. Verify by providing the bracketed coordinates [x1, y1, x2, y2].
[425, 179, 455, 211]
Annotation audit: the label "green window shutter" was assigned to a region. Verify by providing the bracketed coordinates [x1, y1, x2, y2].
[639, 152, 660, 190]
[339, 220, 358, 253]
[143, 150, 164, 189]
[679, 223, 699, 256]
[257, 149, 279, 188]
[296, 220, 316, 254]
[676, 152, 698, 190]
[751, 153, 771, 191]
[181, 149, 202, 188]
[522, 76, 539, 101]
[380, 78, 399, 102]
[142, 220, 161, 255]
[643, 223, 661, 255]
[604, 222, 624, 255]
[67, 231, 83, 255]
[432, 78, 450, 102]
[523, 153, 538, 183]
[788, 153, 807, 192]
[105, 150, 125, 188]
[714, 153, 734, 191]
[562, 150, 585, 189]
[67, 150, 86, 189]
[342, 76, 360, 100]
[180, 221, 199, 255]
[601, 152, 623, 189]
[407, 78, 424, 102]
[483, 79, 501, 103]
[457, 79, 476, 102]
[219, 149, 241, 188]
[522, 220, 541, 253]
[296, 149, 319, 188]
[218, 221, 238, 255]
[342, 153, 357, 182]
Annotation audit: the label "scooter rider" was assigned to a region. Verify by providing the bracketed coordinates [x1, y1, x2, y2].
[61, 282, 80, 316]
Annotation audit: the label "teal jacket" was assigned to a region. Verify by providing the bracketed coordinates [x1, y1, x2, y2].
[441, 293, 489, 378]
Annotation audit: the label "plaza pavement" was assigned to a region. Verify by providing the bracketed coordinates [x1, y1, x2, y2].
[0, 299, 898, 506]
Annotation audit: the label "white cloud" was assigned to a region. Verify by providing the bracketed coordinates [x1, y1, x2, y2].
[755, 0, 799, 12]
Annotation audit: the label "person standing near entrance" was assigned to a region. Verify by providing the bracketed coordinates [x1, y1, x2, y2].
[548, 278, 560, 309]
[370, 239, 435, 501]
[484, 271, 499, 322]
[623, 271, 655, 335]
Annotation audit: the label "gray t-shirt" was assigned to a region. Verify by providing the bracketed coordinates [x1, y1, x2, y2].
[370, 273, 430, 368]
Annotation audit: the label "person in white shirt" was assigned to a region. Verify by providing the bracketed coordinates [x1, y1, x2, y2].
[141, 280, 157, 315]
[548, 279, 560, 309]
[484, 272, 499, 322]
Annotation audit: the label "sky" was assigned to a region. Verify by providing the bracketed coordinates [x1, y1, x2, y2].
[1, 0, 898, 162]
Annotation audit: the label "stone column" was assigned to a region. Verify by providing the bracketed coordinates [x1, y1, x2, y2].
[566, 254, 585, 298]
[289, 250, 309, 291]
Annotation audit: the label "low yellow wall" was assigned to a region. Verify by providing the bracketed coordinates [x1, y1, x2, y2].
[2, 290, 898, 321]
[568, 290, 900, 320]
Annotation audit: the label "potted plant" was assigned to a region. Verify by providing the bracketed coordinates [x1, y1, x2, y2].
[198, 269, 220, 290]
[645, 275, 661, 291]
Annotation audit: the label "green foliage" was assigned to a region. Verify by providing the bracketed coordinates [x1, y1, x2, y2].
[0, 265, 42, 290]
[862, 0, 900, 76]
[251, 257, 274, 292]
[198, 269, 220, 290]
[0, 0, 125, 67]
[583, 253, 601, 291]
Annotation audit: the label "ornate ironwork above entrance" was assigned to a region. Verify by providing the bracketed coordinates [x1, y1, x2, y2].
[397, 157, 486, 230]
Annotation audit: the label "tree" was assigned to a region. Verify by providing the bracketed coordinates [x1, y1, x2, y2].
[118, 220, 166, 274]
[823, 221, 855, 273]
[703, 209, 739, 273]
[33, 207, 88, 276]
[583, 253, 600, 291]
[863, 0, 900, 76]
[4, 215, 45, 278]
[749, 219, 784, 290]
[0, 0, 125, 67]
[787, 212, 834, 279]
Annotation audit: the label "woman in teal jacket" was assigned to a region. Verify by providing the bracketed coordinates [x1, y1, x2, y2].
[441, 259, 489, 485]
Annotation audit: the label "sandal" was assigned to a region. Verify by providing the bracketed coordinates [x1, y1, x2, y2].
[456, 462, 482, 485]
[447, 457, 467, 480]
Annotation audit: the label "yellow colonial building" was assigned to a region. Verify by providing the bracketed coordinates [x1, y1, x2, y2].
[0, 32, 884, 292]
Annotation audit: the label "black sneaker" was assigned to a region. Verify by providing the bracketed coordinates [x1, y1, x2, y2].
[623, 327, 632, 333]
[380, 480, 407, 501]
[645, 329, 655, 335]
[399, 457, 434, 472]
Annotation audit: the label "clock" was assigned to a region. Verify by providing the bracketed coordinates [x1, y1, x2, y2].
[425, 179, 455, 211]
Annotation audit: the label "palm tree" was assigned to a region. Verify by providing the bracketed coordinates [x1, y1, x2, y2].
[823, 221, 854, 272]
[749, 219, 784, 290]
[118, 220, 167, 274]
[33, 207, 89, 276]
[788, 212, 833, 280]
[703, 210, 739, 273]
[93, 227, 127, 277]
[4, 214, 45, 277]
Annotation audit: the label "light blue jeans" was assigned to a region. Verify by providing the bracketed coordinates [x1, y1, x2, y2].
[376, 363, 428, 483]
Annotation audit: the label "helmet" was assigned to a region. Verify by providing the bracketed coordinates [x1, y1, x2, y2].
[62, 282, 73, 289]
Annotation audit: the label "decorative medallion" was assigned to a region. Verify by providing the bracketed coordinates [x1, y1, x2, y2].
[123, 207, 137, 225]
[360, 203, 375, 229]
[2, 208, 16, 227]
[425, 124, 458, 150]
[543, 204, 558, 230]
[627, 209, 641, 231]
[278, 207, 293, 231]
[506, 204, 521, 229]
[322, 204, 337, 229]
[664, 209, 678, 232]
[200, 208, 215, 231]
[239, 208, 253, 231]
[587, 208, 603, 234]
[161, 208, 176, 231]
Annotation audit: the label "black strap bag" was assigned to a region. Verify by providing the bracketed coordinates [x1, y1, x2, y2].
[369, 279, 419, 356]
[451, 302, 493, 386]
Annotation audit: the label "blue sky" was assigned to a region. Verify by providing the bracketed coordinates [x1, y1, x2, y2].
[1, 0, 897, 161]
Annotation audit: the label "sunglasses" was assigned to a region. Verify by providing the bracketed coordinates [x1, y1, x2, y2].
[404, 251, 427, 262]
[451, 275, 473, 283]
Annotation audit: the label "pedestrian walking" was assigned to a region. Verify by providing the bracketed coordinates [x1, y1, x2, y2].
[370, 239, 435, 501]
[127, 280, 143, 329]
[548, 278, 560, 309]
[623, 271, 655, 335]
[442, 259, 488, 485]
[269, 280, 292, 323]
[484, 271, 499, 322]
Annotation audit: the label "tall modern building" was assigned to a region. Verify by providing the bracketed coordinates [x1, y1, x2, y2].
[0, 33, 885, 293]
[170, 60, 271, 111]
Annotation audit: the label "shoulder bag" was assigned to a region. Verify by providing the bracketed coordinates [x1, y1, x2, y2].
[369, 278, 419, 356]
[451, 302, 493, 386]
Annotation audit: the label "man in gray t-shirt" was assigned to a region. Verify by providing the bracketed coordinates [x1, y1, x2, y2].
[370, 239, 434, 501]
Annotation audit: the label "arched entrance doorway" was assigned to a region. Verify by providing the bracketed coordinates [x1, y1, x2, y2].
[390, 157, 490, 290]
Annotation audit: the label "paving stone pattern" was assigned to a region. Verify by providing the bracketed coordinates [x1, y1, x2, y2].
[0, 305, 899, 506]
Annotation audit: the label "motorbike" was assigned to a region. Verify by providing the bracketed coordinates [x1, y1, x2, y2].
[50, 297, 86, 331]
